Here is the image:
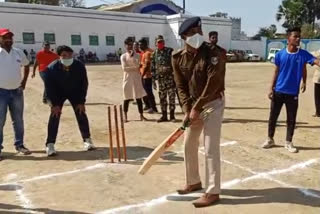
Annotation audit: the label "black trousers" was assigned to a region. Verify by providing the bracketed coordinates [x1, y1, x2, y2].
[268, 92, 298, 142]
[124, 98, 143, 114]
[314, 83, 320, 115]
[46, 99, 91, 145]
[142, 78, 157, 110]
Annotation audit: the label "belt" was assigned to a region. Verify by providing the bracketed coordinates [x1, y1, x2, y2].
[191, 91, 224, 105]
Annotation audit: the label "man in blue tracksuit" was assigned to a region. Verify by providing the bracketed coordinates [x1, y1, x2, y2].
[263, 27, 320, 153]
[44, 45, 95, 156]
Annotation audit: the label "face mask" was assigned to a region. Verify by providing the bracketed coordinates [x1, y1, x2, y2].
[157, 42, 165, 50]
[186, 33, 205, 49]
[60, 58, 73, 67]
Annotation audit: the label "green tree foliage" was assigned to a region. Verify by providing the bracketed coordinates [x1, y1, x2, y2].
[276, 0, 320, 31]
[301, 23, 320, 38]
[252, 24, 277, 40]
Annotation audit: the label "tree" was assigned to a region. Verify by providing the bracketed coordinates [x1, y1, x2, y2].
[59, 0, 85, 7]
[301, 23, 320, 38]
[252, 24, 277, 40]
[276, 0, 306, 29]
[276, 0, 320, 31]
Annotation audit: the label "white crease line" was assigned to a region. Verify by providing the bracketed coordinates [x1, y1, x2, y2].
[0, 163, 120, 186]
[16, 189, 34, 209]
[241, 159, 320, 182]
[14, 183, 40, 214]
[97, 158, 320, 214]
[0, 141, 238, 186]
[223, 159, 320, 199]
[96, 195, 169, 214]
[221, 141, 238, 147]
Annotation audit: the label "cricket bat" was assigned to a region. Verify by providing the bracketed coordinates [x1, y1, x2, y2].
[138, 107, 214, 175]
[138, 123, 187, 175]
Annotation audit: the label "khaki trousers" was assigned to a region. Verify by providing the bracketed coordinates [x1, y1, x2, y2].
[183, 97, 225, 194]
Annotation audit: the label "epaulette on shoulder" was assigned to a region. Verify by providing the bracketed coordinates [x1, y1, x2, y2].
[172, 49, 183, 57]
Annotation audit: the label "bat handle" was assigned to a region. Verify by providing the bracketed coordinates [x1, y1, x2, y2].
[182, 119, 190, 130]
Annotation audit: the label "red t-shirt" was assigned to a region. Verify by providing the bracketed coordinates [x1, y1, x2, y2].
[36, 50, 59, 72]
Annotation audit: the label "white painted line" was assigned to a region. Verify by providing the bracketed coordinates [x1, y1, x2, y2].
[298, 188, 320, 199]
[96, 195, 168, 214]
[97, 158, 320, 214]
[223, 159, 320, 199]
[16, 189, 34, 209]
[241, 159, 320, 182]
[0, 141, 238, 186]
[0, 163, 129, 186]
[221, 141, 238, 147]
[14, 182, 39, 214]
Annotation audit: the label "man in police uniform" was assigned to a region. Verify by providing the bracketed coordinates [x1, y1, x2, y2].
[208, 31, 227, 61]
[151, 35, 176, 122]
[172, 17, 226, 207]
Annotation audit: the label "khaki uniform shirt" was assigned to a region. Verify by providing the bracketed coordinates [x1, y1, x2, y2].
[172, 43, 226, 112]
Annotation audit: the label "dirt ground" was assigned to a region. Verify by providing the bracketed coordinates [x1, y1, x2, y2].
[0, 62, 319, 214]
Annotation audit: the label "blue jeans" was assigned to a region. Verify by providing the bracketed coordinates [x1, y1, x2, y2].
[0, 88, 24, 151]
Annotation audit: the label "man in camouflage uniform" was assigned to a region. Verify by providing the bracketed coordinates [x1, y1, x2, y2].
[151, 35, 176, 122]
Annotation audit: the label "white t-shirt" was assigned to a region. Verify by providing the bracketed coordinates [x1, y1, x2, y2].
[0, 47, 29, 89]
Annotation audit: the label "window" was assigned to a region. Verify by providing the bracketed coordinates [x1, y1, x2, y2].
[106, 36, 115, 46]
[89, 35, 99, 46]
[23, 32, 35, 44]
[71, 35, 81, 46]
[142, 37, 149, 46]
[44, 33, 55, 44]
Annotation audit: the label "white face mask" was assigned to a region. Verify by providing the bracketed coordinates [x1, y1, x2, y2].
[186, 33, 205, 49]
[60, 58, 74, 67]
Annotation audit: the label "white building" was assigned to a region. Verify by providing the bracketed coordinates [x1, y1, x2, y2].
[0, 2, 232, 60]
[93, 0, 184, 15]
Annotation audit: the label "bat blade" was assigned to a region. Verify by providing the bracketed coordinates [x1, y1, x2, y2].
[138, 127, 185, 175]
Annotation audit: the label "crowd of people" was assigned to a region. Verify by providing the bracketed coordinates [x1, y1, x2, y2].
[0, 16, 319, 208]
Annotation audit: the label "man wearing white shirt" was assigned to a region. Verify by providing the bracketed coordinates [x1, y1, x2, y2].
[0, 28, 32, 160]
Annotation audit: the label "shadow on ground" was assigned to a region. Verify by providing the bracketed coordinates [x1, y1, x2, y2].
[167, 188, 320, 208]
[0, 202, 91, 214]
[1, 146, 184, 162]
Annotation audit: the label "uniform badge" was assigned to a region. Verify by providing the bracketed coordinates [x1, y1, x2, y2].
[211, 57, 219, 65]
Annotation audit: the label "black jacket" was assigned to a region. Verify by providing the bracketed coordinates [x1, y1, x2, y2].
[44, 59, 88, 106]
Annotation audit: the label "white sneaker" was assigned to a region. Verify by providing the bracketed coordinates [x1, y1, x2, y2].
[84, 138, 95, 151]
[285, 141, 298, 153]
[262, 137, 275, 149]
[46, 143, 57, 156]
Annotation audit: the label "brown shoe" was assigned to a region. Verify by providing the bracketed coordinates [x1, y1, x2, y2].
[193, 193, 220, 208]
[177, 182, 202, 195]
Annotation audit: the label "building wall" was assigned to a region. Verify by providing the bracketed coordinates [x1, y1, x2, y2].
[231, 18, 241, 40]
[5, 0, 59, 5]
[201, 17, 232, 50]
[97, 0, 182, 15]
[231, 37, 267, 59]
[0, 2, 232, 60]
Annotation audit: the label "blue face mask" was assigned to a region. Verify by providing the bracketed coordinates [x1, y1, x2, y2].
[60, 58, 74, 67]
